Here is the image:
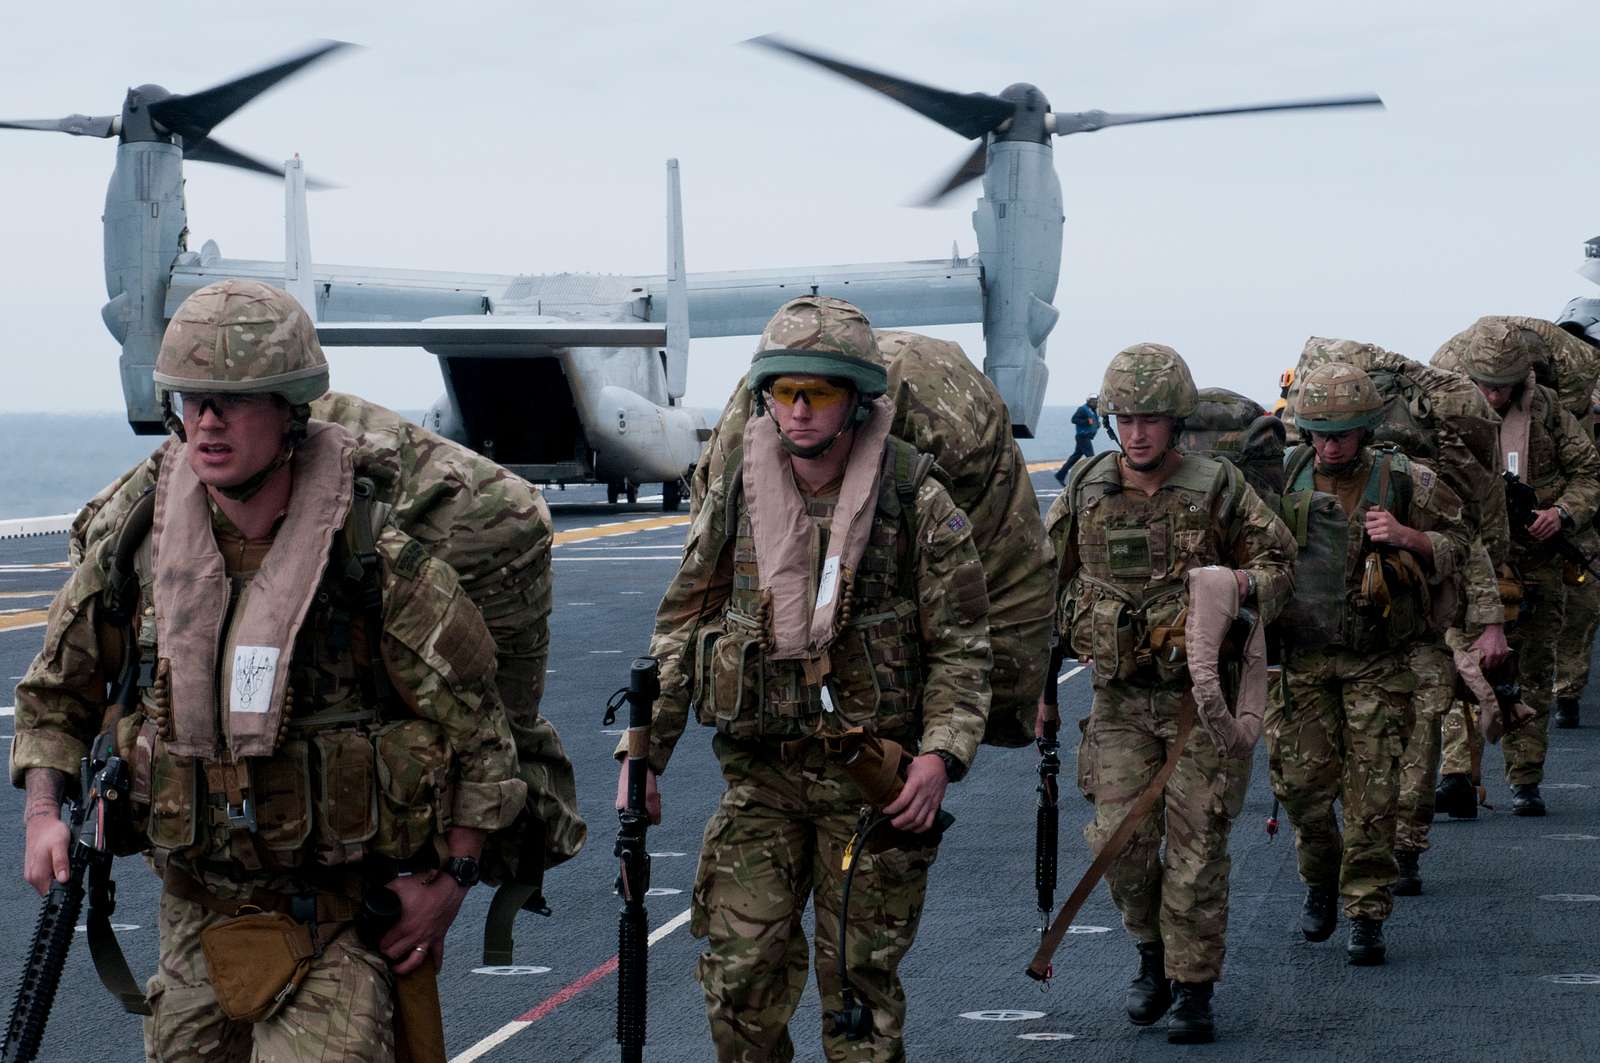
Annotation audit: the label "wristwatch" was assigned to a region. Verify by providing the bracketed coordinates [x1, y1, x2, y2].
[931, 749, 965, 782]
[443, 856, 481, 889]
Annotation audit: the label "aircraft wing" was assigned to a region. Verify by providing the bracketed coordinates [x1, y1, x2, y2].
[638, 258, 985, 338]
[315, 321, 666, 350]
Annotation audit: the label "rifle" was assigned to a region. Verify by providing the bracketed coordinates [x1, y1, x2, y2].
[603, 657, 660, 1063]
[1504, 471, 1600, 581]
[1035, 640, 1064, 948]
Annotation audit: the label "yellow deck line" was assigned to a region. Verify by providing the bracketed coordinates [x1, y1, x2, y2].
[1026, 459, 1066, 474]
[0, 591, 52, 599]
[0, 609, 49, 631]
[553, 515, 690, 546]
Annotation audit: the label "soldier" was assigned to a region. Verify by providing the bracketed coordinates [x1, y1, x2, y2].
[1045, 343, 1295, 1044]
[1551, 379, 1600, 729]
[1451, 320, 1600, 813]
[1270, 362, 1470, 965]
[1054, 394, 1118, 484]
[13, 280, 527, 1062]
[615, 296, 992, 1062]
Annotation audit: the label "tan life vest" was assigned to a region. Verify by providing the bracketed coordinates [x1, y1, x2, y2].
[694, 435, 935, 741]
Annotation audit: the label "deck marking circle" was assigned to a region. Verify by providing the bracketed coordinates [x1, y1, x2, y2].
[472, 965, 552, 977]
[1018, 1032, 1076, 1041]
[1066, 925, 1111, 935]
[1543, 973, 1600, 985]
[1541, 782, 1591, 789]
[960, 1010, 1045, 1022]
[645, 887, 682, 897]
[1540, 894, 1600, 902]
[1544, 834, 1600, 841]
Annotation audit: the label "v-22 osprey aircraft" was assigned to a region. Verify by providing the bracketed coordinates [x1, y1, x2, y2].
[1, 38, 1383, 508]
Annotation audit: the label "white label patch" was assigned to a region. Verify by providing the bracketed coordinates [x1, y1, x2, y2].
[1507, 451, 1520, 477]
[820, 685, 837, 714]
[815, 556, 841, 610]
[230, 646, 280, 714]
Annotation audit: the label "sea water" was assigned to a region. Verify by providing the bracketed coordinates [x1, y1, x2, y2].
[0, 407, 1094, 520]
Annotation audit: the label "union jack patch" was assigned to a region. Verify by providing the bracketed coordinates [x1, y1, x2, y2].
[947, 514, 968, 533]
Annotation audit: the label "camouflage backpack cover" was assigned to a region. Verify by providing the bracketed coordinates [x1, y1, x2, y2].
[70, 392, 584, 960]
[1433, 314, 1600, 419]
[1288, 336, 1505, 566]
[1176, 387, 1286, 505]
[690, 329, 1053, 748]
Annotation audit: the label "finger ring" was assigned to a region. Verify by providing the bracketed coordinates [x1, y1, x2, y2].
[414, 946, 427, 953]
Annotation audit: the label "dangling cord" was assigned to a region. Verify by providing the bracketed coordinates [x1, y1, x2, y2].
[831, 808, 888, 1042]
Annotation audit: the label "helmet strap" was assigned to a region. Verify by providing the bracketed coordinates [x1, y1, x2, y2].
[212, 402, 310, 502]
[1116, 415, 1181, 473]
[771, 405, 857, 460]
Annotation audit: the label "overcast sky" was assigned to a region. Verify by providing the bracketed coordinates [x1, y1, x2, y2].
[1, 0, 1596, 417]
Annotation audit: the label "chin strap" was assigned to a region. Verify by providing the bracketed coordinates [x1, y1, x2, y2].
[209, 403, 313, 503]
[770, 405, 861, 460]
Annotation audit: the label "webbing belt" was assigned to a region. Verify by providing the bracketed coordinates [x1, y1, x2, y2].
[1026, 693, 1195, 981]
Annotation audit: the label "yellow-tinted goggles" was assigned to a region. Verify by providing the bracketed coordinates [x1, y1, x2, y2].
[766, 377, 851, 410]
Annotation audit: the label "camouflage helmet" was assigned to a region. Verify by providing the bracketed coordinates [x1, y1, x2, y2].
[1295, 361, 1384, 433]
[748, 296, 888, 398]
[1098, 342, 1199, 418]
[1456, 317, 1546, 387]
[153, 279, 328, 405]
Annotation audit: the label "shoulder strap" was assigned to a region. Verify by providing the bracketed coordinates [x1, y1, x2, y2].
[1067, 450, 1120, 515]
[1207, 455, 1245, 530]
[1284, 444, 1316, 493]
[101, 489, 156, 628]
[340, 476, 393, 710]
[723, 449, 745, 554]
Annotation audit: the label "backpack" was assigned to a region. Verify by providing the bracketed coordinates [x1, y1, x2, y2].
[1176, 388, 1286, 506]
[1433, 315, 1600, 419]
[689, 330, 1053, 749]
[72, 392, 583, 965]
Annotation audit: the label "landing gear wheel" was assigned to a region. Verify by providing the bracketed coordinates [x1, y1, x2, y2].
[607, 482, 621, 505]
[625, 482, 639, 505]
[663, 479, 683, 512]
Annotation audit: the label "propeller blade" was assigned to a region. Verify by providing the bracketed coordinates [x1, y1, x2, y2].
[149, 39, 351, 141]
[183, 136, 336, 188]
[914, 140, 989, 207]
[747, 34, 1013, 140]
[0, 113, 116, 137]
[1050, 93, 1384, 136]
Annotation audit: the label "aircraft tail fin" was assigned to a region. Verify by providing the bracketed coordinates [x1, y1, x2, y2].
[285, 155, 317, 319]
[664, 158, 689, 400]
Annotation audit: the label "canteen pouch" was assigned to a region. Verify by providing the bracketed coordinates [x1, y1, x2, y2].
[1087, 597, 1136, 682]
[702, 615, 764, 733]
[199, 911, 316, 1023]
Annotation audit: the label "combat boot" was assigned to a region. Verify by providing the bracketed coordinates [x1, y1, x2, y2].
[1166, 981, 1215, 1045]
[1395, 850, 1422, 897]
[1346, 917, 1386, 965]
[1555, 697, 1580, 729]
[1434, 772, 1477, 820]
[1301, 883, 1338, 943]
[1511, 783, 1546, 816]
[1125, 940, 1173, 1026]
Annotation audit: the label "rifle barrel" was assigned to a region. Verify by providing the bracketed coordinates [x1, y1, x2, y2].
[1, 843, 90, 1063]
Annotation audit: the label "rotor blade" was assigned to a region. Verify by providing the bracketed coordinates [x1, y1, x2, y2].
[1050, 94, 1385, 136]
[149, 39, 352, 141]
[914, 140, 989, 207]
[184, 135, 337, 188]
[746, 34, 1013, 140]
[0, 113, 116, 138]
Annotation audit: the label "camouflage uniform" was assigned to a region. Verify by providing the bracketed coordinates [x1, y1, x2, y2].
[12, 281, 529, 1062]
[644, 298, 992, 1063]
[1047, 345, 1296, 991]
[1269, 364, 1470, 928]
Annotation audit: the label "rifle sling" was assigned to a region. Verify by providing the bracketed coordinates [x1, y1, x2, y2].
[1027, 692, 1195, 981]
[84, 859, 150, 1016]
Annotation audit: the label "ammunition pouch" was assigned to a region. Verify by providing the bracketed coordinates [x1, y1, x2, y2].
[199, 912, 317, 1023]
[1073, 577, 1184, 685]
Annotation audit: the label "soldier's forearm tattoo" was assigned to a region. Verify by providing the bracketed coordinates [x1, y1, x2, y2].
[23, 768, 67, 822]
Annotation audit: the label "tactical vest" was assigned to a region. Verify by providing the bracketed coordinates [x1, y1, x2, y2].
[695, 438, 932, 740]
[1061, 451, 1245, 685]
[114, 479, 450, 874]
[1517, 386, 1565, 501]
[1278, 445, 1429, 653]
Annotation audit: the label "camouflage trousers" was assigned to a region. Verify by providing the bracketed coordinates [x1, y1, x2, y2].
[1504, 560, 1567, 785]
[1077, 683, 1252, 983]
[692, 734, 936, 1063]
[1395, 640, 1455, 853]
[1554, 564, 1600, 702]
[1268, 647, 1414, 922]
[143, 889, 395, 1063]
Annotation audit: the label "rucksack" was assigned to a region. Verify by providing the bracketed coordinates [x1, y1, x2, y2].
[1176, 387, 1286, 506]
[690, 330, 1054, 749]
[1433, 315, 1600, 419]
[71, 392, 583, 965]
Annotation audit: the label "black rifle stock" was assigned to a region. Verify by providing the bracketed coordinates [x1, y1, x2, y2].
[1504, 472, 1600, 580]
[1035, 641, 1064, 937]
[605, 657, 660, 1063]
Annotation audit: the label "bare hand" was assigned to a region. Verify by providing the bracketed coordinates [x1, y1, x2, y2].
[1364, 507, 1414, 550]
[379, 872, 468, 975]
[882, 753, 949, 833]
[23, 811, 70, 897]
[1474, 623, 1511, 670]
[615, 762, 661, 825]
[1035, 696, 1048, 740]
[1528, 507, 1563, 541]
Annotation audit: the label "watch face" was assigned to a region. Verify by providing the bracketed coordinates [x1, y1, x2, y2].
[448, 857, 481, 887]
